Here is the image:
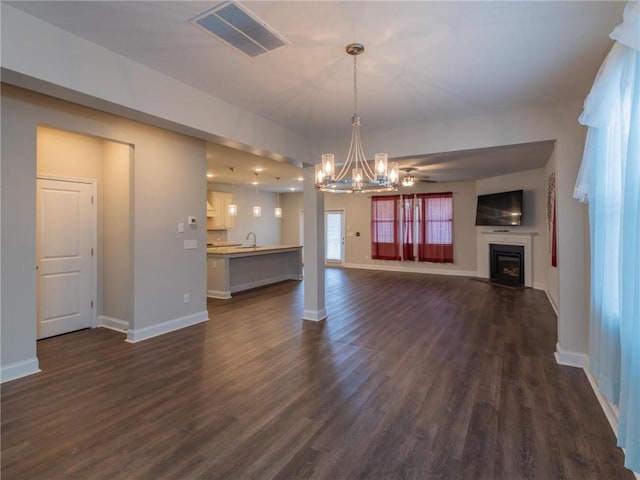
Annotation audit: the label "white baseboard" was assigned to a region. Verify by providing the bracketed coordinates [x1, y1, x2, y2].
[583, 366, 619, 435]
[1, 357, 41, 383]
[554, 343, 587, 368]
[126, 310, 208, 343]
[343, 262, 477, 278]
[544, 289, 559, 317]
[207, 289, 231, 300]
[583, 366, 640, 478]
[98, 315, 129, 333]
[303, 308, 327, 322]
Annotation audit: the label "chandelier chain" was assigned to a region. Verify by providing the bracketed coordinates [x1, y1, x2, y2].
[353, 54, 358, 116]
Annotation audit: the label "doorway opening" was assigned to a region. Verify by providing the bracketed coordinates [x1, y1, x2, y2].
[36, 126, 133, 339]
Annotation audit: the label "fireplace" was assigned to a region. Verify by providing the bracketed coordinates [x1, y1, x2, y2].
[490, 243, 524, 287]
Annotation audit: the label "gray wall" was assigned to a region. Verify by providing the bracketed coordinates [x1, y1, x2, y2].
[280, 192, 304, 246]
[103, 141, 133, 325]
[1, 85, 207, 371]
[207, 183, 282, 246]
[321, 181, 478, 274]
[281, 172, 550, 286]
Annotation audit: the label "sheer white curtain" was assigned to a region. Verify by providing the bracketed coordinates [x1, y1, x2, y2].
[574, 1, 639, 472]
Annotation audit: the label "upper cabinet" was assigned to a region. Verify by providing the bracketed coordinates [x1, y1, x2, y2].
[207, 191, 234, 230]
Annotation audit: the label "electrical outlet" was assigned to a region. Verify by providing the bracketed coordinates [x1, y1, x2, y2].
[184, 293, 190, 304]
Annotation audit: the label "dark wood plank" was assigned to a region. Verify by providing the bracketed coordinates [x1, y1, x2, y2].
[1, 268, 633, 479]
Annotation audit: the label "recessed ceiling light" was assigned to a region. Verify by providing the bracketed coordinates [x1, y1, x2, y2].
[297, 177, 303, 181]
[255, 168, 263, 172]
[206, 172, 214, 178]
[252, 181, 258, 185]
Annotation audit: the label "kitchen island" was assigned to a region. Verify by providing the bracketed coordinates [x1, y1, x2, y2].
[207, 245, 303, 299]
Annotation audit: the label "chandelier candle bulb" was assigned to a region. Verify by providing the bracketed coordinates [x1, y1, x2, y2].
[375, 153, 388, 180]
[316, 164, 325, 184]
[253, 205, 262, 217]
[322, 154, 335, 179]
[389, 162, 400, 184]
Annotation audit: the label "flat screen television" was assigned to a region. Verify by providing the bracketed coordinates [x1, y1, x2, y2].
[475, 189, 523, 226]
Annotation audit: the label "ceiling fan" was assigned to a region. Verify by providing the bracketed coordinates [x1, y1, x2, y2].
[399, 167, 437, 187]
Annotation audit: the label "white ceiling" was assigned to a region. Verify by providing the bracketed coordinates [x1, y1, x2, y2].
[8, 1, 623, 189]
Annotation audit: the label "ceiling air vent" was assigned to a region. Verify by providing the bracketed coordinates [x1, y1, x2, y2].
[190, 1, 289, 58]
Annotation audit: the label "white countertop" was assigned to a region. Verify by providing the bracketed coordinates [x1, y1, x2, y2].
[206, 244, 302, 256]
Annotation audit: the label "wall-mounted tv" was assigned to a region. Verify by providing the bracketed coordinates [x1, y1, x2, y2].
[475, 189, 524, 226]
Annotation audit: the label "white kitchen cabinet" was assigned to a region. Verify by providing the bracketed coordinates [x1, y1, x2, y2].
[207, 191, 234, 230]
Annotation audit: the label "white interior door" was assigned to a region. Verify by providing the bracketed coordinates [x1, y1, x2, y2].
[37, 178, 95, 339]
[325, 210, 345, 264]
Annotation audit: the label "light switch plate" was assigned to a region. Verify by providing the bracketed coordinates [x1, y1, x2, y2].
[178, 222, 184, 233]
[184, 239, 197, 249]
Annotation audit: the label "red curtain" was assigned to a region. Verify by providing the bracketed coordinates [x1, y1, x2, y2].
[371, 195, 401, 260]
[417, 192, 454, 263]
[402, 196, 415, 261]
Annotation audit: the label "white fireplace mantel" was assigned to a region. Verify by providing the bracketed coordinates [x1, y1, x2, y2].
[478, 231, 538, 287]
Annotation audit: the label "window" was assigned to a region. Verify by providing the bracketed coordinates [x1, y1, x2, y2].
[371, 195, 400, 260]
[371, 193, 453, 263]
[573, 3, 640, 470]
[417, 192, 453, 263]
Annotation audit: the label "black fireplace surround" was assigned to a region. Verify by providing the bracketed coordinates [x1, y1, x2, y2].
[490, 243, 524, 287]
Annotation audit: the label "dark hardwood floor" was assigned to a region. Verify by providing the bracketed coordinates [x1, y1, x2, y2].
[1, 268, 633, 479]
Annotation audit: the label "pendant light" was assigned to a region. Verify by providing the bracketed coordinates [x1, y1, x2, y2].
[274, 176, 282, 218]
[253, 171, 261, 217]
[228, 166, 238, 216]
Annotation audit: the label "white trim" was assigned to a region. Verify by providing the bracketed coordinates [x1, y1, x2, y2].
[1, 358, 41, 383]
[478, 231, 537, 288]
[343, 262, 477, 278]
[207, 289, 231, 300]
[554, 342, 587, 368]
[98, 315, 129, 333]
[126, 311, 208, 343]
[544, 289, 559, 317]
[37, 173, 96, 184]
[583, 367, 640, 478]
[303, 308, 327, 322]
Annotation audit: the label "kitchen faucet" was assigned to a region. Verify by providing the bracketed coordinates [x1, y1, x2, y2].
[246, 231, 256, 247]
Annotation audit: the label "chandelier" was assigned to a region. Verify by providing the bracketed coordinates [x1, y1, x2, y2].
[315, 43, 399, 193]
